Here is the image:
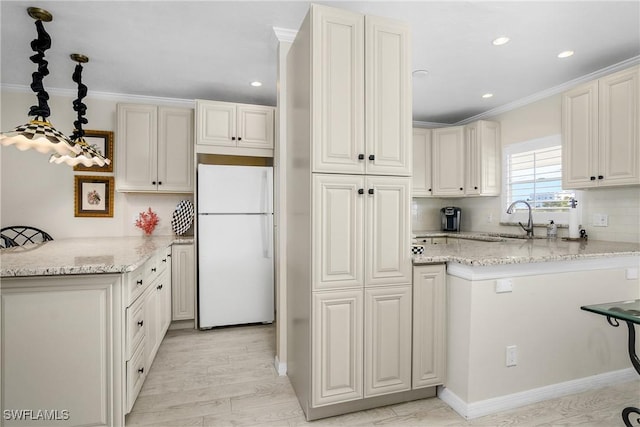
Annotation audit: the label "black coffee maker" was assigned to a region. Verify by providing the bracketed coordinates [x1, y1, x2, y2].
[441, 207, 461, 232]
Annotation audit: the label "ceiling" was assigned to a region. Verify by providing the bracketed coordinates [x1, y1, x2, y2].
[1, 1, 639, 125]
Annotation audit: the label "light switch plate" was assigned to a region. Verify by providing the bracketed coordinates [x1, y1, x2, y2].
[592, 213, 608, 227]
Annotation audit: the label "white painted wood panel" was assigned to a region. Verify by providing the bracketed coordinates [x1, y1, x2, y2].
[412, 264, 447, 389]
[432, 126, 465, 196]
[312, 5, 365, 174]
[313, 174, 365, 290]
[364, 15, 411, 176]
[196, 100, 236, 146]
[312, 289, 363, 407]
[157, 107, 194, 192]
[365, 176, 411, 287]
[116, 104, 158, 192]
[412, 128, 432, 197]
[238, 105, 275, 150]
[364, 285, 412, 397]
[171, 244, 195, 321]
[465, 120, 500, 196]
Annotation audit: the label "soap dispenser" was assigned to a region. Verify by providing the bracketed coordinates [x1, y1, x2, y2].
[547, 220, 557, 239]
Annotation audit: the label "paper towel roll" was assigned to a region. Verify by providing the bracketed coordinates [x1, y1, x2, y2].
[568, 206, 579, 238]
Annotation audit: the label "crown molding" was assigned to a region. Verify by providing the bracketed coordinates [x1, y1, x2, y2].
[1, 83, 196, 108]
[454, 55, 640, 125]
[413, 120, 449, 129]
[273, 27, 297, 43]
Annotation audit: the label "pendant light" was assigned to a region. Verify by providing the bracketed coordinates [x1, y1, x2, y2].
[49, 54, 111, 167]
[0, 7, 79, 156]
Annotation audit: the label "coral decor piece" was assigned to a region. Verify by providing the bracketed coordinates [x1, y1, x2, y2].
[135, 208, 159, 235]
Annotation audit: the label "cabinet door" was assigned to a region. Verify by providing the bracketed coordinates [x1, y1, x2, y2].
[237, 105, 274, 150]
[365, 15, 412, 176]
[598, 66, 639, 186]
[432, 127, 465, 196]
[157, 107, 194, 192]
[158, 271, 172, 338]
[562, 81, 599, 189]
[365, 176, 411, 286]
[412, 264, 446, 389]
[364, 285, 412, 397]
[172, 244, 195, 321]
[466, 120, 500, 196]
[196, 100, 236, 146]
[143, 284, 158, 369]
[116, 104, 158, 192]
[312, 174, 365, 291]
[311, 4, 365, 174]
[412, 128, 432, 197]
[312, 289, 363, 407]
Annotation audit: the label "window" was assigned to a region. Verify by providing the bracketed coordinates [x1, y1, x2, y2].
[502, 135, 575, 225]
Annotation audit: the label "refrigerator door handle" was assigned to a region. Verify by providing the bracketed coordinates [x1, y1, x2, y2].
[262, 214, 272, 259]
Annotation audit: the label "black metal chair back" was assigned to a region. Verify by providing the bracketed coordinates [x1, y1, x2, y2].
[0, 226, 53, 247]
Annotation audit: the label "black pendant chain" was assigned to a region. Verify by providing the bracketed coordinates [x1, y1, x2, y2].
[28, 20, 52, 120]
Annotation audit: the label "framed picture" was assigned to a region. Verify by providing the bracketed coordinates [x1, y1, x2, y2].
[74, 175, 115, 217]
[73, 130, 114, 173]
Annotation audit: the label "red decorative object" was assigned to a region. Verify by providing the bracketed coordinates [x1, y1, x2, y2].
[135, 207, 159, 235]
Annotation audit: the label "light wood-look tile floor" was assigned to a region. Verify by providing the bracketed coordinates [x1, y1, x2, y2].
[126, 324, 639, 427]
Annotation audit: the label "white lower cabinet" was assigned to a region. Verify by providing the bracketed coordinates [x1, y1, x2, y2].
[312, 290, 364, 407]
[412, 264, 447, 388]
[364, 285, 412, 397]
[171, 243, 196, 321]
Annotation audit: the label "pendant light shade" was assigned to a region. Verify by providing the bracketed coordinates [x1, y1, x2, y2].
[49, 54, 111, 167]
[0, 8, 79, 156]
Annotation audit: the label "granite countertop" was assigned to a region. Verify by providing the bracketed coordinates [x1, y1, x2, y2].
[0, 236, 194, 277]
[412, 230, 640, 267]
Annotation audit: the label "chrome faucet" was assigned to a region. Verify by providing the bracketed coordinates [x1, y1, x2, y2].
[506, 200, 534, 238]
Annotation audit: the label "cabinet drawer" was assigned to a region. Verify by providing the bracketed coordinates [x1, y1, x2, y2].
[145, 254, 161, 284]
[126, 340, 146, 413]
[125, 268, 146, 305]
[157, 246, 171, 274]
[125, 296, 145, 360]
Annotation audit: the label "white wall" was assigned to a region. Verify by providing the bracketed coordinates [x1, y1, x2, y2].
[412, 94, 640, 243]
[1, 90, 193, 239]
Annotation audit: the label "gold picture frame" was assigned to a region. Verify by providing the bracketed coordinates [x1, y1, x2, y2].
[74, 175, 115, 217]
[73, 130, 114, 173]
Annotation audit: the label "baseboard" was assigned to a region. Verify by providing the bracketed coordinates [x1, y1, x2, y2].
[438, 368, 636, 420]
[274, 355, 287, 376]
[169, 319, 195, 330]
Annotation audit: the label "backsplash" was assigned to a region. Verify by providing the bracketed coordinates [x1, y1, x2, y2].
[412, 186, 639, 243]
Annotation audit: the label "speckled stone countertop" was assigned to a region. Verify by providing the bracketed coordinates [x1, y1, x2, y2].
[412, 230, 640, 267]
[0, 236, 194, 277]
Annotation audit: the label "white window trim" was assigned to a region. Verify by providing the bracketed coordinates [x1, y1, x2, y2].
[501, 134, 581, 226]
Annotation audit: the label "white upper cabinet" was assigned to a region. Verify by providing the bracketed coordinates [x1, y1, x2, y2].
[116, 104, 193, 193]
[412, 128, 432, 197]
[465, 120, 501, 196]
[563, 66, 639, 188]
[431, 126, 465, 196]
[364, 15, 412, 176]
[196, 100, 274, 157]
[311, 5, 411, 175]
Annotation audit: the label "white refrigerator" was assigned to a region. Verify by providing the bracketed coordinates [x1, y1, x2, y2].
[197, 164, 274, 328]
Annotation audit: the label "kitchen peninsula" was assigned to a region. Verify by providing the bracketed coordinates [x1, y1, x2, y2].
[0, 236, 191, 427]
[412, 234, 640, 419]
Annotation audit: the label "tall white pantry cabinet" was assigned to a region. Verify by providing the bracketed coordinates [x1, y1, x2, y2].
[286, 4, 439, 420]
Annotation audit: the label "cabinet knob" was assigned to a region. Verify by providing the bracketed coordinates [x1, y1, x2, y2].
[138, 320, 144, 327]
[368, 188, 374, 195]
[428, 188, 432, 192]
[152, 181, 156, 185]
[136, 279, 143, 286]
[167, 254, 171, 258]
[151, 267, 157, 272]
[357, 188, 364, 195]
[157, 284, 163, 290]
[158, 181, 162, 185]
[138, 367, 144, 374]
[162, 258, 167, 263]
[231, 137, 236, 141]
[459, 187, 463, 191]
[358, 154, 365, 160]
[238, 137, 242, 141]
[368, 154, 375, 161]
[590, 176, 596, 181]
[474, 186, 478, 190]
[598, 175, 604, 180]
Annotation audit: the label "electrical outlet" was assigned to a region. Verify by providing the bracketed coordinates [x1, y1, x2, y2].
[592, 213, 608, 227]
[487, 213, 493, 223]
[496, 278, 513, 293]
[506, 345, 517, 367]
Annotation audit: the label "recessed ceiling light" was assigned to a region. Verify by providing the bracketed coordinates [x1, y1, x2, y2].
[492, 36, 510, 46]
[250, 81, 262, 87]
[412, 69, 429, 77]
[482, 93, 494, 99]
[557, 50, 574, 58]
